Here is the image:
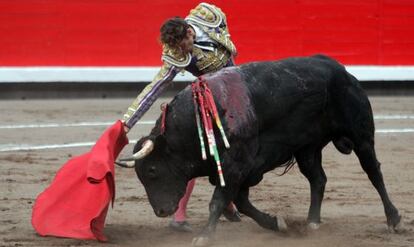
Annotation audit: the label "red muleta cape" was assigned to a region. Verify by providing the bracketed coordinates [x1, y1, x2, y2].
[32, 120, 128, 241]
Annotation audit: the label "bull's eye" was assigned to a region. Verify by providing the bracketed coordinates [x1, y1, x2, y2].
[147, 166, 157, 179]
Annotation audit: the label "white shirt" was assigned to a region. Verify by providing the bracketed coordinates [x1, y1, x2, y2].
[189, 23, 218, 52]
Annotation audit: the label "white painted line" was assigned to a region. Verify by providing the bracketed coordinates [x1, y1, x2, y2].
[0, 115, 413, 130]
[0, 142, 96, 152]
[0, 121, 156, 129]
[0, 67, 195, 82]
[0, 128, 413, 152]
[375, 128, 414, 133]
[374, 115, 414, 120]
[0, 140, 138, 152]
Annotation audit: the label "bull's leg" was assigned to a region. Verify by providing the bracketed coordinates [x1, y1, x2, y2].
[192, 187, 231, 246]
[234, 188, 287, 232]
[295, 148, 326, 229]
[354, 142, 401, 232]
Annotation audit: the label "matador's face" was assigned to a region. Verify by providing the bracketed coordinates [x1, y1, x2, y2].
[178, 27, 195, 54]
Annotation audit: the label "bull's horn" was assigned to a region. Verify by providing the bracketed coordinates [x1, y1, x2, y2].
[132, 140, 154, 160]
[114, 140, 154, 168]
[115, 160, 136, 168]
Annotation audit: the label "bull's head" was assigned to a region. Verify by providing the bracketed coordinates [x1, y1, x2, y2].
[117, 135, 189, 217]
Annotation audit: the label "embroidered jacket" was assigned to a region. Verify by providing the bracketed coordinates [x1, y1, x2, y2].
[123, 2, 236, 129]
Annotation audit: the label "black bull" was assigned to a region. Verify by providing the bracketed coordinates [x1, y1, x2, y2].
[130, 55, 401, 244]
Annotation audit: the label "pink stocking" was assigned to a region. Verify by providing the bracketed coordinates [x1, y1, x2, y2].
[173, 178, 196, 222]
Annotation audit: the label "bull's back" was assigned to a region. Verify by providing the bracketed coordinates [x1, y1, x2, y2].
[240, 56, 342, 127]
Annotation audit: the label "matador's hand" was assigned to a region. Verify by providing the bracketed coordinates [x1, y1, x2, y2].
[120, 120, 130, 134]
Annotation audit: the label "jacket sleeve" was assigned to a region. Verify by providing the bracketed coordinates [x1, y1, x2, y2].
[122, 63, 178, 129]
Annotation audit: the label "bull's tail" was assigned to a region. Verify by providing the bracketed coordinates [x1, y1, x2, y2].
[330, 67, 375, 154]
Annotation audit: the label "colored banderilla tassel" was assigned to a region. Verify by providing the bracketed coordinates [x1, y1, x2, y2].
[204, 85, 230, 149]
[191, 79, 228, 187]
[206, 109, 226, 187]
[197, 87, 215, 157]
[192, 91, 207, 160]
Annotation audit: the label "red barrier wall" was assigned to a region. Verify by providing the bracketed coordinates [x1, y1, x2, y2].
[1, 0, 413, 66]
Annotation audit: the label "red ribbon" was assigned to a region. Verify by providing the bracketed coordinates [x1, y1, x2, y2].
[160, 103, 168, 135]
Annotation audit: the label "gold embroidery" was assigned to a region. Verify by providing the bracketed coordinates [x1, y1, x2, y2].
[161, 45, 191, 68]
[186, 3, 222, 28]
[192, 45, 232, 74]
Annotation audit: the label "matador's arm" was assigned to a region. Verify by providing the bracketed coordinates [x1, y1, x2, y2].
[122, 63, 179, 129]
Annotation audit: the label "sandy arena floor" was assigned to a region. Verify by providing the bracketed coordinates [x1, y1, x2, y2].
[0, 96, 413, 247]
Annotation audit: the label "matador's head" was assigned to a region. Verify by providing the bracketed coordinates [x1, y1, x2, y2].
[160, 17, 195, 54]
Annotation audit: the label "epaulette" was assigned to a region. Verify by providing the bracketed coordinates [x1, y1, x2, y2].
[185, 2, 225, 28]
[185, 3, 236, 56]
[161, 45, 192, 68]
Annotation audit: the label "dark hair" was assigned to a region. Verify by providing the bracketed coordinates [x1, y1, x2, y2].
[160, 17, 189, 48]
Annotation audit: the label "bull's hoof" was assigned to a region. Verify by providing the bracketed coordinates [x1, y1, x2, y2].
[276, 215, 288, 232]
[388, 215, 404, 233]
[307, 222, 320, 230]
[169, 220, 193, 232]
[223, 209, 242, 222]
[192, 236, 211, 247]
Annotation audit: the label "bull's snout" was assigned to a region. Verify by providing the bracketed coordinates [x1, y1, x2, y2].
[155, 208, 170, 217]
[154, 204, 178, 218]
